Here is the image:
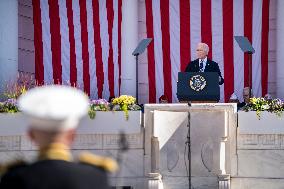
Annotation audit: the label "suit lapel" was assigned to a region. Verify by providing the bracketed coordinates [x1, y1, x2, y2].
[204, 59, 211, 71]
[196, 59, 200, 71]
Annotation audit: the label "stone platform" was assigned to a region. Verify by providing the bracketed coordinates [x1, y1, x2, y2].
[1, 104, 283, 189]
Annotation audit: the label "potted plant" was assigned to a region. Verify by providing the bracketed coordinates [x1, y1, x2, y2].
[80, 95, 142, 134]
[0, 77, 142, 135]
[0, 81, 29, 136]
[242, 97, 284, 118]
[238, 97, 284, 134]
[111, 95, 141, 120]
[88, 99, 111, 119]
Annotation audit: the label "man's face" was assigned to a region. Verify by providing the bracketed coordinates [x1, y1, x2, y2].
[196, 44, 207, 59]
[243, 89, 250, 103]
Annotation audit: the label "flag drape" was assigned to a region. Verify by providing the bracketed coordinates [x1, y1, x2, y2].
[33, 0, 122, 99]
[33, 0, 270, 102]
[145, 0, 270, 102]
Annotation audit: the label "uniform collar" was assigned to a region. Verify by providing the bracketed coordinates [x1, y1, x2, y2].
[38, 143, 72, 162]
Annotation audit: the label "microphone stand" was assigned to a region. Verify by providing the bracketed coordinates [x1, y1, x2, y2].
[134, 53, 139, 104]
[115, 132, 129, 187]
[248, 52, 253, 98]
[186, 102, 192, 189]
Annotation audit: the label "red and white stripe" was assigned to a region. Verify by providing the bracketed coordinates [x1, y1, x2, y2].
[233, 0, 244, 102]
[33, 0, 122, 100]
[145, 0, 270, 102]
[33, 0, 269, 103]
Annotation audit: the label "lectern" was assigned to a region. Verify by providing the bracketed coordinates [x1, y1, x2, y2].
[177, 72, 220, 102]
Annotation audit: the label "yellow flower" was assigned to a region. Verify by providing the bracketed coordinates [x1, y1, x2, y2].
[111, 95, 137, 120]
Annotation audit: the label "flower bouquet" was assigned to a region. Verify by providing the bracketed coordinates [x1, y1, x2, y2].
[111, 95, 141, 120]
[0, 98, 19, 113]
[88, 99, 110, 119]
[242, 97, 284, 119]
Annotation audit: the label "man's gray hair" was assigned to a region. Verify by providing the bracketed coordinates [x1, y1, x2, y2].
[201, 43, 209, 55]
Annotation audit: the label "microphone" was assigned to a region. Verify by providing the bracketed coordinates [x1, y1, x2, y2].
[119, 131, 129, 152]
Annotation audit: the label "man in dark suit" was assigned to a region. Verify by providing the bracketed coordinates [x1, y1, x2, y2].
[0, 86, 117, 189]
[185, 42, 224, 85]
[238, 87, 252, 109]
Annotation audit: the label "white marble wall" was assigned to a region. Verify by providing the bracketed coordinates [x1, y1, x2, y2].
[231, 178, 284, 189]
[233, 133, 284, 189]
[144, 103, 236, 189]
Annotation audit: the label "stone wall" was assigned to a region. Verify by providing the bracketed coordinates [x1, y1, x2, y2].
[0, 103, 237, 189]
[2, 104, 284, 189]
[0, 133, 146, 188]
[232, 133, 284, 189]
[144, 103, 237, 189]
[0, 113, 146, 188]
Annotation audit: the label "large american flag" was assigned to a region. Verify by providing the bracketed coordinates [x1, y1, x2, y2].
[33, 0, 270, 103]
[33, 0, 122, 100]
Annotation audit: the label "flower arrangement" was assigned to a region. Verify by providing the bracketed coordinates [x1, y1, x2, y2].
[112, 95, 141, 120]
[242, 97, 284, 119]
[0, 73, 35, 113]
[0, 75, 141, 120]
[0, 98, 19, 113]
[88, 95, 141, 120]
[2, 72, 35, 100]
[3, 85, 27, 100]
[88, 99, 110, 119]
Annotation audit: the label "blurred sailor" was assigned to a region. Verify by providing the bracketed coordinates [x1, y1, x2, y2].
[0, 85, 117, 189]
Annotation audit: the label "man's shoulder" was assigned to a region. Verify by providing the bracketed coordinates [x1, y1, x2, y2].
[0, 160, 29, 188]
[78, 152, 118, 173]
[0, 160, 28, 176]
[191, 59, 199, 63]
[207, 59, 218, 65]
[188, 59, 199, 67]
[28, 158, 114, 174]
[0, 160, 110, 189]
[238, 102, 246, 109]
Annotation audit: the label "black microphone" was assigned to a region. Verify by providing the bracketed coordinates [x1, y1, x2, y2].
[119, 131, 128, 152]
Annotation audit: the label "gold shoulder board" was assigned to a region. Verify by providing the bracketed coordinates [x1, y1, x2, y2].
[78, 152, 118, 173]
[0, 160, 27, 176]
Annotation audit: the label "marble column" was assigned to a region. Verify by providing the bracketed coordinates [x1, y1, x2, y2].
[120, 0, 138, 97]
[276, 0, 284, 98]
[0, 0, 18, 99]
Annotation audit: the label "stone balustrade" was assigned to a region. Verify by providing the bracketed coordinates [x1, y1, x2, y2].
[1, 104, 283, 189]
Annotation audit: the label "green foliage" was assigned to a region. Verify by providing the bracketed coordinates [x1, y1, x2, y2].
[112, 95, 141, 120]
[243, 97, 284, 119]
[0, 99, 19, 113]
[88, 96, 141, 120]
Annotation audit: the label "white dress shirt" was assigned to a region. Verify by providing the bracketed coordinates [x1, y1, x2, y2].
[199, 57, 207, 72]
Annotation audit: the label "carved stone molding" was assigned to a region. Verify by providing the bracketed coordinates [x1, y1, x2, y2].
[72, 134, 103, 149]
[103, 133, 143, 149]
[237, 134, 284, 149]
[0, 136, 21, 151]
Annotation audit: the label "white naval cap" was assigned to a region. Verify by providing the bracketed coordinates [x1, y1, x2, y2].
[18, 85, 90, 131]
[230, 93, 238, 100]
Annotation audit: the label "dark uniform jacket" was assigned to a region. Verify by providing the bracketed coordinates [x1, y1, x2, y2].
[0, 143, 117, 189]
[185, 58, 224, 85]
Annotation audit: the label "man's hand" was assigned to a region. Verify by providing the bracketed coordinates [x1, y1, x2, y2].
[219, 77, 224, 85]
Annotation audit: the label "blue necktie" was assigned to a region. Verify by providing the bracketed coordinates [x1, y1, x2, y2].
[199, 60, 204, 72]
